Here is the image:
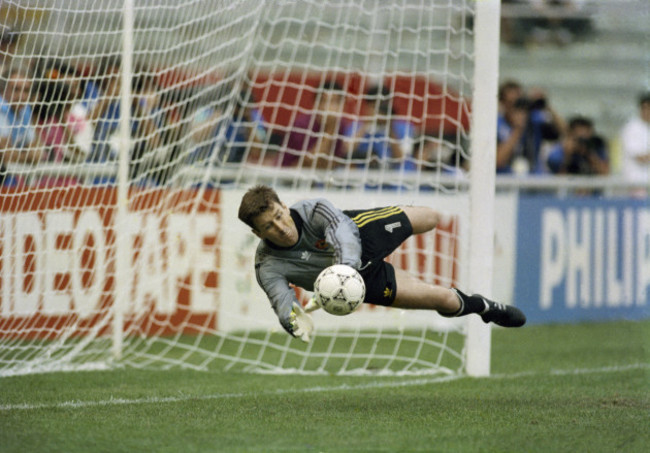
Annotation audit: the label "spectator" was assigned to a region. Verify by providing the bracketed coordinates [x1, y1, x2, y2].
[532, 0, 593, 45]
[619, 91, 650, 195]
[411, 131, 467, 175]
[35, 58, 101, 119]
[33, 79, 91, 163]
[496, 80, 565, 174]
[547, 115, 609, 175]
[0, 26, 20, 76]
[87, 57, 122, 162]
[221, 89, 267, 164]
[147, 84, 193, 184]
[87, 59, 162, 174]
[282, 80, 351, 170]
[129, 71, 165, 181]
[187, 88, 226, 165]
[501, 0, 594, 47]
[32, 79, 92, 186]
[187, 87, 268, 166]
[348, 84, 414, 171]
[0, 68, 42, 186]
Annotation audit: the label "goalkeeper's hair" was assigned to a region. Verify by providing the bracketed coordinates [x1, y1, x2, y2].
[238, 185, 282, 229]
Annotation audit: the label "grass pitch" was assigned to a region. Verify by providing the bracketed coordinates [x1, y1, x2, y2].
[1, 320, 648, 452]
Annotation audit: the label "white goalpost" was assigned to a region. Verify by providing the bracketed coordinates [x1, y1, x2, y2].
[467, 0, 501, 377]
[0, 0, 498, 377]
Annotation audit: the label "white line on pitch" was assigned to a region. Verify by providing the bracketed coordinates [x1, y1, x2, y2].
[1, 363, 648, 412]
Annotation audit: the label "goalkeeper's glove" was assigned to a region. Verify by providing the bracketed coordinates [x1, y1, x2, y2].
[288, 302, 314, 343]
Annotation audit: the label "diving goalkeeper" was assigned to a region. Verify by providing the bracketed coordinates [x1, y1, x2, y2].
[238, 185, 526, 342]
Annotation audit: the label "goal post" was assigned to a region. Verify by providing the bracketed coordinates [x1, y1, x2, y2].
[112, 0, 135, 361]
[466, 0, 502, 377]
[0, 0, 499, 377]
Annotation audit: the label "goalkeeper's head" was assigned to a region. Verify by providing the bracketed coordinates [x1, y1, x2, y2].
[239, 185, 298, 248]
[238, 185, 281, 229]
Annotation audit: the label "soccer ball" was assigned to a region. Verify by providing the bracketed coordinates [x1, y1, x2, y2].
[314, 264, 366, 316]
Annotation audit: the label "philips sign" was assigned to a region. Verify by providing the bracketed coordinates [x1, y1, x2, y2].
[515, 197, 650, 324]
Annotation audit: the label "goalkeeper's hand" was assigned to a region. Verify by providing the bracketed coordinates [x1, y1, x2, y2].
[288, 302, 314, 343]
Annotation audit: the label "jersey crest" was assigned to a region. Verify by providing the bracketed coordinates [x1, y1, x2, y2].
[315, 239, 329, 249]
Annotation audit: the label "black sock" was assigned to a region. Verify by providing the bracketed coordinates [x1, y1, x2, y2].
[441, 288, 488, 317]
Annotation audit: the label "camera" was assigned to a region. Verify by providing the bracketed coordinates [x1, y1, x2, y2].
[575, 136, 604, 153]
[514, 96, 546, 111]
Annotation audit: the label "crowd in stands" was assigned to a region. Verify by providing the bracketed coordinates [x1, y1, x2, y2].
[501, 0, 595, 47]
[0, 24, 648, 194]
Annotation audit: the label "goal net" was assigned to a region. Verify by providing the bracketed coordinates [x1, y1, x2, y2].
[0, 0, 494, 377]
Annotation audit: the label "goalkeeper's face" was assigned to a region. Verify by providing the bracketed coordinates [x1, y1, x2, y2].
[251, 202, 299, 248]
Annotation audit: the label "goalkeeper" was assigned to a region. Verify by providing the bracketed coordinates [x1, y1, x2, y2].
[238, 185, 526, 342]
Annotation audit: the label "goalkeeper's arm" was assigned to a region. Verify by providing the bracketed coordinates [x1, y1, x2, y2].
[256, 267, 314, 342]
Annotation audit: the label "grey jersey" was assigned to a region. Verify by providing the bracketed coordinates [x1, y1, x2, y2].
[254, 198, 362, 331]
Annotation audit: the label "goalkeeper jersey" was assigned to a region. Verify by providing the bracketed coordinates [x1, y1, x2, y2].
[254, 198, 362, 330]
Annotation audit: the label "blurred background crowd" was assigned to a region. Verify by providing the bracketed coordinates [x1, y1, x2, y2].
[0, 0, 648, 193]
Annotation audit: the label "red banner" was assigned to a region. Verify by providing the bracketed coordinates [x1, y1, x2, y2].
[0, 187, 221, 339]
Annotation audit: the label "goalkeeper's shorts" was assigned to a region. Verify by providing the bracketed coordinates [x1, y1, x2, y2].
[344, 206, 413, 306]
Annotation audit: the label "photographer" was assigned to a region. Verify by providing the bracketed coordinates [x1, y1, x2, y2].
[497, 81, 565, 174]
[349, 85, 411, 171]
[547, 116, 609, 175]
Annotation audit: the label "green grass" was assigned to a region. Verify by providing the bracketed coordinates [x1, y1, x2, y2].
[1, 320, 648, 453]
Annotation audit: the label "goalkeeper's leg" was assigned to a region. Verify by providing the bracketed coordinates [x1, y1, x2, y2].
[391, 269, 526, 327]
